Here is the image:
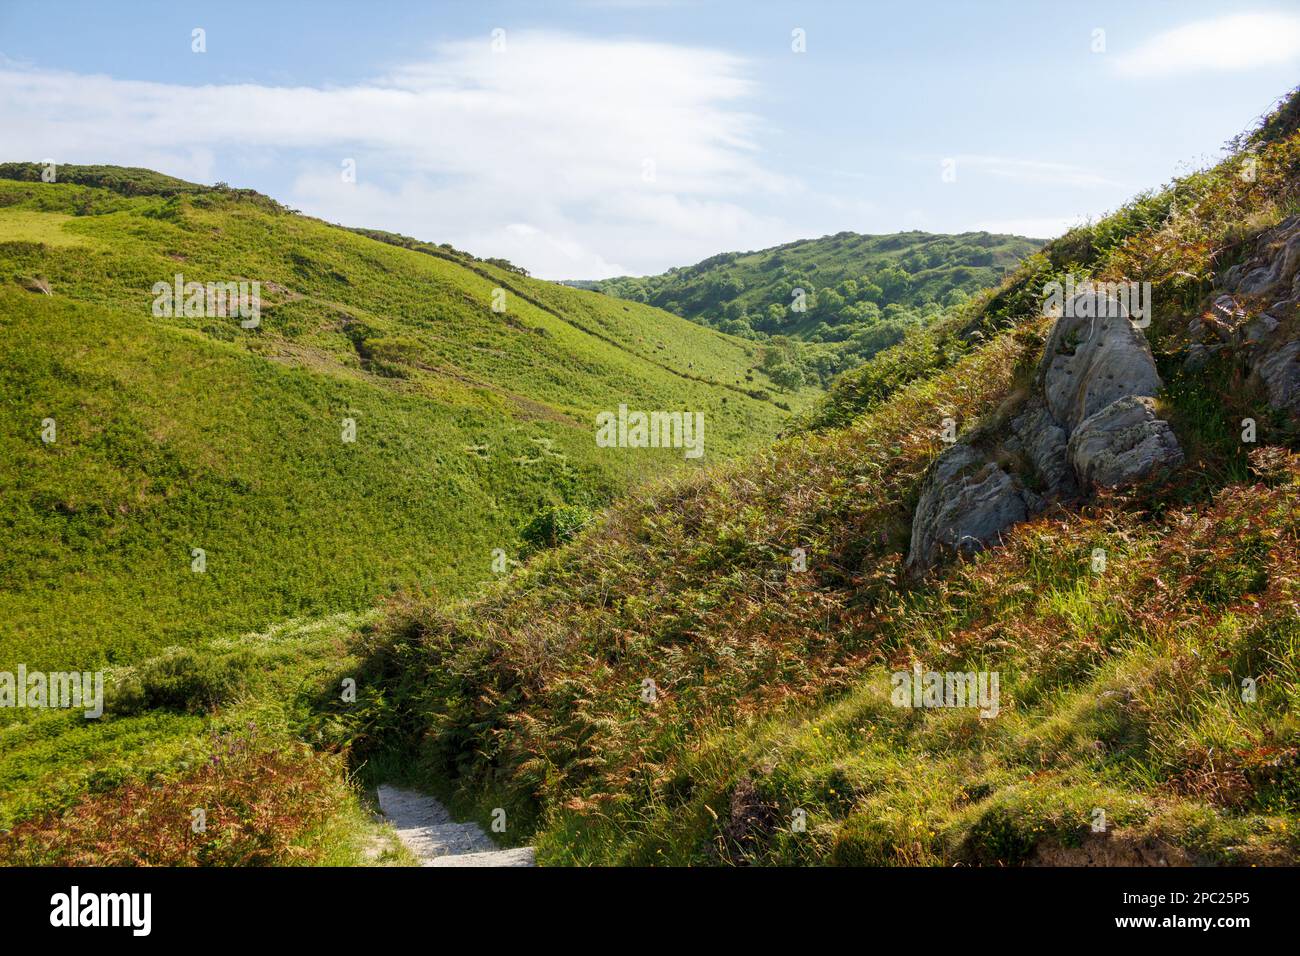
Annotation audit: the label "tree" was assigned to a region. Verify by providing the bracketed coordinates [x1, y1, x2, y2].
[758, 302, 785, 331]
[766, 361, 805, 391]
[877, 265, 911, 299]
[846, 300, 880, 324]
[718, 275, 744, 297]
[817, 288, 845, 316]
[760, 335, 800, 368]
[856, 278, 883, 302]
[720, 316, 754, 338]
[758, 336, 806, 391]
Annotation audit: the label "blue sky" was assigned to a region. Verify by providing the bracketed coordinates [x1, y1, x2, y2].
[1, 1, 1297, 278]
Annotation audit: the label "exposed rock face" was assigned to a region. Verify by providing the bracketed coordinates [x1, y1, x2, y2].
[906, 444, 1035, 568]
[1222, 214, 1300, 299]
[1039, 296, 1163, 431]
[1208, 214, 1300, 418]
[1005, 398, 1074, 496]
[907, 290, 1182, 571]
[909, 214, 1300, 573]
[1067, 396, 1184, 489]
[1255, 339, 1300, 416]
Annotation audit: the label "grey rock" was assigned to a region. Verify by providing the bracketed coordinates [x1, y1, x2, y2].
[1251, 339, 1300, 415]
[1244, 313, 1280, 342]
[907, 291, 1188, 572]
[1215, 216, 1300, 420]
[1220, 220, 1300, 302]
[906, 444, 1035, 569]
[1067, 396, 1184, 488]
[1236, 233, 1300, 296]
[1006, 398, 1075, 497]
[1238, 265, 1280, 296]
[1039, 292, 1164, 432]
[1213, 294, 1244, 320]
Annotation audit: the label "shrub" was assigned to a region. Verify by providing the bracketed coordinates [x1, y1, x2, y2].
[110, 647, 253, 715]
[519, 504, 594, 555]
[0, 727, 348, 866]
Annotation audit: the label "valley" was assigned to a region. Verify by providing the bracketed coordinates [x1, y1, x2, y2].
[2, 86, 1299, 868]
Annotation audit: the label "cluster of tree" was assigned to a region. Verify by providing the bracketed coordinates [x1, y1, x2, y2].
[715, 270, 972, 335]
[349, 229, 529, 276]
[757, 336, 807, 391]
[752, 314, 928, 392]
[581, 231, 1041, 390]
[592, 231, 1036, 338]
[0, 162, 205, 198]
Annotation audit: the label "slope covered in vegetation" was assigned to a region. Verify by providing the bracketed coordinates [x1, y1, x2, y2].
[0, 166, 805, 859]
[351, 91, 1300, 866]
[578, 231, 1042, 386]
[0, 167, 804, 672]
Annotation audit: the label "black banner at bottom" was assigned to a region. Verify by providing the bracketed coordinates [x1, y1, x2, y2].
[0, 865, 1284, 941]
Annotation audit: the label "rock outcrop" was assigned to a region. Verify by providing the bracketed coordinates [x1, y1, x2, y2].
[907, 290, 1182, 571]
[1201, 214, 1300, 419]
[1039, 297, 1163, 432]
[909, 207, 1300, 574]
[906, 444, 1036, 569]
[1067, 395, 1183, 489]
[1255, 340, 1300, 416]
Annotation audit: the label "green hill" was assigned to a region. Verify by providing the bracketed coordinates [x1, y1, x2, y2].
[0, 166, 806, 674]
[579, 230, 1043, 383]
[348, 92, 1300, 866]
[7, 89, 1300, 868]
[0, 165, 819, 858]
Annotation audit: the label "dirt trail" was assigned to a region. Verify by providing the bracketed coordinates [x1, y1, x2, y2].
[377, 784, 536, 867]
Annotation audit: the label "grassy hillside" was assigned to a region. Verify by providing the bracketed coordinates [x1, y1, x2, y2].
[0, 167, 810, 860]
[348, 92, 1300, 865]
[579, 231, 1042, 385]
[0, 169, 806, 673]
[0, 609, 419, 864]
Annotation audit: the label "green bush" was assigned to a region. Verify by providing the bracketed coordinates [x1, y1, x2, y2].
[110, 647, 254, 715]
[519, 504, 594, 554]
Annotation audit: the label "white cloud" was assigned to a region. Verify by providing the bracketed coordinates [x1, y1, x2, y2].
[0, 32, 797, 278]
[1114, 12, 1300, 77]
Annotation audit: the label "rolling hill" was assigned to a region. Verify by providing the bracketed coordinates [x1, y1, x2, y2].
[576, 230, 1043, 384]
[6, 87, 1299, 868]
[0, 166, 807, 675]
[0, 164, 818, 857]
[345, 91, 1300, 866]
[584, 230, 1043, 330]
